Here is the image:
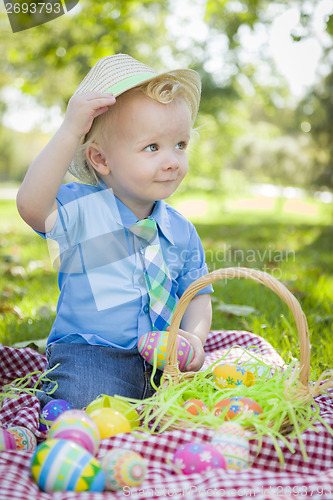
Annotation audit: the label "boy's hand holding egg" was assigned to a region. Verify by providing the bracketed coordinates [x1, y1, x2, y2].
[171, 327, 206, 372]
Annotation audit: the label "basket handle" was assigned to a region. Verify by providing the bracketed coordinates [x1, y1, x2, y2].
[166, 267, 310, 386]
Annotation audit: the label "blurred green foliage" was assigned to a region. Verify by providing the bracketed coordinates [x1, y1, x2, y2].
[0, 0, 332, 192]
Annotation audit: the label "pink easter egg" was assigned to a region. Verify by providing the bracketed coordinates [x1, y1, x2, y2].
[51, 410, 100, 435]
[138, 331, 194, 371]
[172, 443, 226, 475]
[48, 411, 100, 455]
[0, 428, 17, 451]
[7, 426, 37, 451]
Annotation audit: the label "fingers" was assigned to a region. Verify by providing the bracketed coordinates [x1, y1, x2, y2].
[92, 106, 112, 119]
[64, 92, 117, 139]
[73, 91, 116, 104]
[166, 327, 205, 372]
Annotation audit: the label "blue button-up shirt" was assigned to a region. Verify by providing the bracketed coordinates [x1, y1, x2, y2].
[39, 181, 213, 349]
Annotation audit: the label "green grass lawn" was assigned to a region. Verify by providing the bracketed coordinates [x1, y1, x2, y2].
[1, 194, 332, 380]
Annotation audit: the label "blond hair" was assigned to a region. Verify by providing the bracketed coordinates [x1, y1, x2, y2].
[69, 73, 200, 185]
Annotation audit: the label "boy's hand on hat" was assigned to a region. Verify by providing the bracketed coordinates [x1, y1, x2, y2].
[63, 92, 116, 140]
[167, 327, 205, 372]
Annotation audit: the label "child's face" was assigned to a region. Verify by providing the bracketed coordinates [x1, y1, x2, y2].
[98, 93, 191, 218]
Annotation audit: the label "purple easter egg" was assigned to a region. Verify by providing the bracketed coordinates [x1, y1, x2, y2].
[39, 399, 72, 432]
[172, 443, 226, 475]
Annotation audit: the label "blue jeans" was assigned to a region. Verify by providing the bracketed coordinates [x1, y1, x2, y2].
[37, 343, 162, 409]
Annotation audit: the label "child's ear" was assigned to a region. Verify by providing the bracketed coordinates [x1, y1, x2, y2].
[86, 143, 111, 176]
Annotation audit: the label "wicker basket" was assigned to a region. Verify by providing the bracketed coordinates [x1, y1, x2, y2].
[164, 267, 310, 385]
[151, 267, 333, 432]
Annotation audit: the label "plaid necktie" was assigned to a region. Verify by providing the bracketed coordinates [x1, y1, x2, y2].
[129, 218, 177, 331]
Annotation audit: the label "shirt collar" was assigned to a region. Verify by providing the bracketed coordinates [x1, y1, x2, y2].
[149, 201, 174, 245]
[97, 181, 175, 245]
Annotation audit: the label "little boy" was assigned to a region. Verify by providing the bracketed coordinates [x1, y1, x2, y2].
[16, 54, 213, 409]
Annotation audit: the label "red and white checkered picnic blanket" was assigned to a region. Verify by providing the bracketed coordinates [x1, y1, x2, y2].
[1, 331, 333, 500]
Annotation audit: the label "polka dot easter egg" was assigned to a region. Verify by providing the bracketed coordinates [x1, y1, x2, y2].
[39, 399, 73, 432]
[48, 411, 100, 455]
[211, 422, 250, 470]
[182, 399, 208, 416]
[212, 363, 255, 389]
[214, 397, 263, 420]
[102, 448, 147, 491]
[7, 426, 37, 451]
[0, 428, 17, 451]
[172, 443, 226, 475]
[30, 438, 105, 492]
[138, 331, 194, 371]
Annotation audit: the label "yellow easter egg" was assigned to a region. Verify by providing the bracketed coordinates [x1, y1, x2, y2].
[86, 395, 140, 429]
[89, 408, 131, 439]
[212, 364, 254, 389]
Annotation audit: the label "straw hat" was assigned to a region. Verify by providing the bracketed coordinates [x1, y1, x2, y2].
[69, 53, 201, 184]
[74, 54, 201, 108]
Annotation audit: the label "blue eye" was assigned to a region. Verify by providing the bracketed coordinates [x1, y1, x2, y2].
[145, 144, 158, 152]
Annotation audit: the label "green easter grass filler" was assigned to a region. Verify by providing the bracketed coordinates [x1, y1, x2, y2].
[120, 345, 333, 468]
[0, 364, 60, 409]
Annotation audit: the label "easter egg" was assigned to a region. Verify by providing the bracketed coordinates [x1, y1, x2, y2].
[7, 426, 37, 451]
[213, 397, 263, 420]
[182, 399, 208, 416]
[51, 409, 99, 429]
[212, 364, 255, 389]
[102, 448, 146, 491]
[211, 422, 249, 470]
[39, 399, 73, 432]
[48, 412, 100, 455]
[86, 395, 140, 428]
[89, 408, 131, 439]
[172, 443, 226, 475]
[0, 428, 17, 451]
[138, 331, 194, 371]
[30, 439, 105, 492]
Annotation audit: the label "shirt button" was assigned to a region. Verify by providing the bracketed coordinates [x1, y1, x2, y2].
[139, 247, 145, 255]
[143, 304, 149, 314]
